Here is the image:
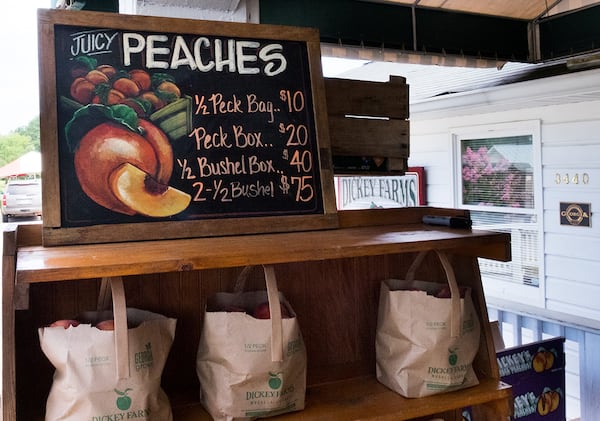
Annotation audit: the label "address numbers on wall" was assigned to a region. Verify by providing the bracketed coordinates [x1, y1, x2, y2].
[554, 173, 590, 185]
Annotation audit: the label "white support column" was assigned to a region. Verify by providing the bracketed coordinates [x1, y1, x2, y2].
[133, 0, 258, 23]
[581, 331, 600, 420]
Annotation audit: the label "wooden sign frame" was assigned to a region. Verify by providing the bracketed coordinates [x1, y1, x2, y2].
[38, 9, 338, 246]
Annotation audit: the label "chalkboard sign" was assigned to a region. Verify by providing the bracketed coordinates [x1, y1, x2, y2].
[38, 9, 337, 245]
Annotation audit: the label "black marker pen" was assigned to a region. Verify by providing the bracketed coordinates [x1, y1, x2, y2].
[422, 215, 472, 229]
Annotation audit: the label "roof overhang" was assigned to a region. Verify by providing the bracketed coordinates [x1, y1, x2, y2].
[259, 0, 600, 66]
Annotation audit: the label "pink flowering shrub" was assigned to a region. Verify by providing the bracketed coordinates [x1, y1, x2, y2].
[462, 146, 527, 207]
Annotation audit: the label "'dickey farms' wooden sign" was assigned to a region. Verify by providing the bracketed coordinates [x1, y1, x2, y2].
[38, 9, 337, 245]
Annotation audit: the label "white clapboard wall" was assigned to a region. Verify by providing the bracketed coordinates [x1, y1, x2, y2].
[408, 67, 600, 421]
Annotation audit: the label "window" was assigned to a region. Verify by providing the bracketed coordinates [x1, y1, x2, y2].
[452, 121, 543, 306]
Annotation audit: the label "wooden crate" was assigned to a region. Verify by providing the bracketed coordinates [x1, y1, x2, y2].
[325, 76, 409, 174]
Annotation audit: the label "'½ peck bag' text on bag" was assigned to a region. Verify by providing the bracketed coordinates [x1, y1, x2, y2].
[376, 251, 480, 398]
[197, 265, 307, 421]
[39, 276, 177, 420]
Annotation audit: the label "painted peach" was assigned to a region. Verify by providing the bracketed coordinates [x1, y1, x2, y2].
[109, 163, 190, 217]
[138, 119, 173, 182]
[139, 91, 165, 111]
[537, 392, 552, 416]
[96, 64, 117, 78]
[93, 88, 126, 105]
[74, 119, 173, 215]
[113, 77, 141, 98]
[532, 351, 547, 373]
[549, 390, 560, 412]
[156, 80, 181, 100]
[85, 69, 110, 85]
[129, 69, 152, 91]
[70, 77, 95, 104]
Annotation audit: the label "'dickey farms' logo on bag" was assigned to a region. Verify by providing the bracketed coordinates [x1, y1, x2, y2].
[243, 371, 298, 418]
[245, 371, 296, 401]
[427, 348, 469, 381]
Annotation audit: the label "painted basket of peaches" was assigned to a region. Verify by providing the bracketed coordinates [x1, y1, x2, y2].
[61, 55, 192, 218]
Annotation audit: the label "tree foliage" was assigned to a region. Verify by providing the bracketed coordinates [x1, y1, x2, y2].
[0, 116, 40, 166]
[14, 116, 40, 151]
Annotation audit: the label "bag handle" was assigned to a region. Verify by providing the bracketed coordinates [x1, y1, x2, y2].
[406, 251, 462, 338]
[98, 276, 130, 379]
[233, 265, 254, 294]
[234, 265, 284, 362]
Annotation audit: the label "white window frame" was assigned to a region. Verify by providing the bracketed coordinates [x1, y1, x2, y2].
[451, 120, 545, 307]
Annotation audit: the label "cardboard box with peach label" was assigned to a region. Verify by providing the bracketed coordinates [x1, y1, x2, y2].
[496, 337, 565, 420]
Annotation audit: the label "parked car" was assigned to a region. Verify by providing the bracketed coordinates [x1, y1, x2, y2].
[1, 178, 42, 222]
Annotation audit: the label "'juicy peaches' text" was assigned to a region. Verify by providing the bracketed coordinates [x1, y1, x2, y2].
[68, 30, 287, 76]
[124, 34, 287, 76]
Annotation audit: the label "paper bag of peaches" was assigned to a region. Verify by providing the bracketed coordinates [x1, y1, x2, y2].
[38, 277, 176, 420]
[376, 251, 480, 398]
[196, 265, 307, 420]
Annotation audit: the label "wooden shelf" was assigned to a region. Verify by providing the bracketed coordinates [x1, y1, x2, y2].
[14, 208, 509, 284]
[171, 376, 512, 421]
[18, 377, 513, 421]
